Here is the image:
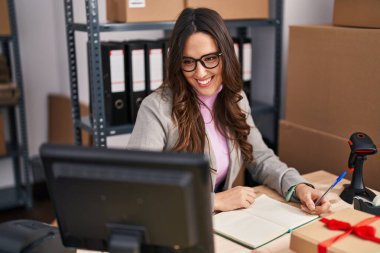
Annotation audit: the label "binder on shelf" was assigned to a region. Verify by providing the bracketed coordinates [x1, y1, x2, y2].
[242, 37, 252, 103]
[124, 40, 147, 123]
[100, 41, 129, 126]
[233, 36, 252, 103]
[233, 38, 240, 62]
[158, 38, 170, 79]
[145, 40, 164, 93]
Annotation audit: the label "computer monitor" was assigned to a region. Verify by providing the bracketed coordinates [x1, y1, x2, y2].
[40, 144, 214, 253]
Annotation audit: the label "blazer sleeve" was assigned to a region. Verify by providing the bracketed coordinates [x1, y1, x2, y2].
[127, 93, 169, 151]
[240, 93, 310, 198]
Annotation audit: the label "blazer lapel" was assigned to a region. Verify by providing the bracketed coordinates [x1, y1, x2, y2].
[226, 138, 244, 188]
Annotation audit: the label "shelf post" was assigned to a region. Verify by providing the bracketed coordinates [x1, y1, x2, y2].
[273, 0, 283, 153]
[7, 0, 32, 208]
[85, 0, 107, 147]
[64, 0, 83, 146]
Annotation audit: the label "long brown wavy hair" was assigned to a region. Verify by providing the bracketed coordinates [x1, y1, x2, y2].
[162, 8, 253, 166]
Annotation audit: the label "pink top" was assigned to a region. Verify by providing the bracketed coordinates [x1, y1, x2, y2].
[198, 86, 230, 188]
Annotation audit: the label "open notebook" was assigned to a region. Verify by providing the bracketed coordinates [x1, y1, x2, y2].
[213, 194, 319, 249]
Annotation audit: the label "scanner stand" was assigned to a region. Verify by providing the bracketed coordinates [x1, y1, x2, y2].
[108, 224, 146, 253]
[340, 155, 376, 204]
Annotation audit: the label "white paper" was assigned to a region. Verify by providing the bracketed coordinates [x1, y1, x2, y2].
[110, 50, 125, 93]
[234, 43, 239, 61]
[132, 49, 146, 92]
[149, 48, 163, 91]
[128, 0, 145, 8]
[243, 42, 252, 81]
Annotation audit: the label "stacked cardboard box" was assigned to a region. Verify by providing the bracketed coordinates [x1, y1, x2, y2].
[0, 55, 11, 83]
[186, 0, 269, 20]
[333, 0, 380, 28]
[0, 0, 11, 36]
[279, 1, 380, 190]
[106, 0, 184, 23]
[0, 83, 19, 105]
[48, 94, 92, 146]
[107, 0, 269, 23]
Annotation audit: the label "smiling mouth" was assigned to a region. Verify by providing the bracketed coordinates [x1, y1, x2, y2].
[197, 77, 213, 87]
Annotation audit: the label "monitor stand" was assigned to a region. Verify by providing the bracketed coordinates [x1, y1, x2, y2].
[108, 224, 146, 253]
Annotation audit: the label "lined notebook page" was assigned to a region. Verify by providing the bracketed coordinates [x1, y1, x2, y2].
[213, 194, 318, 249]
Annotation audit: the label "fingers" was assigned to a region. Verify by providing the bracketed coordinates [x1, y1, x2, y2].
[296, 185, 334, 215]
[238, 186, 256, 207]
[300, 192, 332, 215]
[214, 186, 257, 212]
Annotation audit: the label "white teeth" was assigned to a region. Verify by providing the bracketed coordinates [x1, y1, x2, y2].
[198, 78, 211, 85]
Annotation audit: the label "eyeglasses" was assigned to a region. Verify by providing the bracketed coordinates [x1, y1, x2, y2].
[181, 52, 222, 72]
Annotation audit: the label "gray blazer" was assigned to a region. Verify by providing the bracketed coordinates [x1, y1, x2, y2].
[127, 89, 307, 204]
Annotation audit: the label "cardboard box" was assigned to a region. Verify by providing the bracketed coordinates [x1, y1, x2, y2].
[0, 83, 20, 105]
[290, 208, 380, 253]
[0, 55, 11, 83]
[48, 94, 92, 146]
[106, 0, 184, 23]
[0, 0, 11, 36]
[333, 0, 380, 28]
[0, 112, 6, 156]
[186, 0, 269, 20]
[278, 120, 380, 191]
[286, 25, 380, 140]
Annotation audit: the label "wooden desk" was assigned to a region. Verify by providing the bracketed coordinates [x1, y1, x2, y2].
[75, 170, 356, 253]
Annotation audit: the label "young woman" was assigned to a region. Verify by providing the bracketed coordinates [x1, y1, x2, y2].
[127, 8, 330, 214]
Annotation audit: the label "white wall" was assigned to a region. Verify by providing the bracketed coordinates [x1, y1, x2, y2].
[0, 0, 162, 187]
[0, 0, 334, 187]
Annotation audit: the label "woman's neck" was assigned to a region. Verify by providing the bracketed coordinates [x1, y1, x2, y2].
[197, 85, 223, 109]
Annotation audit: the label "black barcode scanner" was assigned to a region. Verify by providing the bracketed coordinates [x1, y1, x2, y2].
[340, 132, 377, 204]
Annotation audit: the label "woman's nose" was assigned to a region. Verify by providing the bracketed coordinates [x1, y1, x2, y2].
[193, 61, 207, 77]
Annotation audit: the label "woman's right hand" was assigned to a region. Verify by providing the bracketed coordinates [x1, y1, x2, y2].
[214, 186, 257, 212]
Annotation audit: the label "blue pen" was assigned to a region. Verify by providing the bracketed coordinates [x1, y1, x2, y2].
[314, 171, 347, 206]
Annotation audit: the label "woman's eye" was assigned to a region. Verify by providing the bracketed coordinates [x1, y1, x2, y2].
[204, 56, 217, 62]
[182, 59, 194, 65]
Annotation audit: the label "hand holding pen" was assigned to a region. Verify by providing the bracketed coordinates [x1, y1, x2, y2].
[314, 171, 347, 206]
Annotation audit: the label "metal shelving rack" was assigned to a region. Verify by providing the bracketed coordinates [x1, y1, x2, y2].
[0, 0, 32, 209]
[65, 0, 283, 150]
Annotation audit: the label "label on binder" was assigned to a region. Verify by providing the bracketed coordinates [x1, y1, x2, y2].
[132, 49, 146, 92]
[110, 50, 125, 93]
[234, 43, 240, 61]
[243, 42, 252, 81]
[149, 49, 163, 91]
[129, 0, 145, 8]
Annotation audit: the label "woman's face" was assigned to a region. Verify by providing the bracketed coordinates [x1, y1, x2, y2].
[182, 32, 223, 97]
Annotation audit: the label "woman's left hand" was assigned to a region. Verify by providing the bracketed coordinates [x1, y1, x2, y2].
[295, 183, 332, 215]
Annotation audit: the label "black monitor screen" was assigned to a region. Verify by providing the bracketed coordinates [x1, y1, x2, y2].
[40, 144, 214, 253]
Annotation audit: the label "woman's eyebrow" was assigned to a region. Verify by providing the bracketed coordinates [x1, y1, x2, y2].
[182, 52, 218, 59]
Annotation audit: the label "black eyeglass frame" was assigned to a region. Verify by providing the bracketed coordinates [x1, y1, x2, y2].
[181, 52, 223, 72]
